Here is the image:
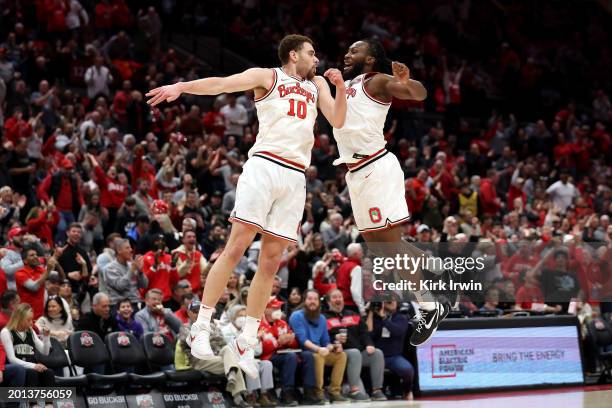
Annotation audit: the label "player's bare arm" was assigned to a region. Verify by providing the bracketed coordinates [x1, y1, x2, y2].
[368, 61, 427, 102]
[313, 69, 347, 128]
[146, 67, 275, 106]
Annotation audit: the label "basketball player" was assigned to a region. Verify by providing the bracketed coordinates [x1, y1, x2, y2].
[334, 39, 450, 346]
[146, 35, 347, 377]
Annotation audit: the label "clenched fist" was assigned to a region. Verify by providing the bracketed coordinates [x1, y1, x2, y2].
[324, 68, 345, 89]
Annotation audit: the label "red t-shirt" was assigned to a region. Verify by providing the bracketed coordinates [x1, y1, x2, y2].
[174, 308, 189, 325]
[174, 250, 205, 294]
[15, 265, 46, 320]
[515, 285, 544, 310]
[142, 251, 178, 302]
[406, 178, 426, 215]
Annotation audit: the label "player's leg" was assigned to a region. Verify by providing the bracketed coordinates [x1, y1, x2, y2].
[362, 222, 450, 346]
[189, 221, 258, 359]
[231, 233, 289, 378]
[354, 155, 450, 345]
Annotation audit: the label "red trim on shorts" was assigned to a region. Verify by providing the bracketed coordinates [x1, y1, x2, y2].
[359, 215, 411, 234]
[229, 216, 297, 244]
[347, 148, 387, 170]
[256, 151, 306, 170]
[254, 69, 278, 102]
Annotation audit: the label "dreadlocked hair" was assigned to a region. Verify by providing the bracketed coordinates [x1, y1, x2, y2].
[362, 38, 392, 74]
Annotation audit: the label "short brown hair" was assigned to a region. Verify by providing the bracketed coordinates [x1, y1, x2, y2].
[278, 34, 313, 64]
[68, 222, 83, 231]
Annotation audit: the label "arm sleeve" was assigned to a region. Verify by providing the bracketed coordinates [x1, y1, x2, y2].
[289, 314, 307, 348]
[1, 253, 24, 279]
[165, 311, 183, 334]
[320, 318, 331, 347]
[134, 311, 150, 333]
[0, 342, 6, 371]
[104, 264, 131, 292]
[370, 316, 383, 340]
[350, 266, 365, 315]
[358, 316, 374, 347]
[137, 270, 148, 289]
[94, 165, 108, 190]
[23, 276, 44, 291]
[32, 329, 50, 356]
[382, 315, 409, 337]
[0, 328, 36, 369]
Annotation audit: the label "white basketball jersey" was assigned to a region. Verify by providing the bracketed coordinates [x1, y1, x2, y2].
[249, 67, 319, 168]
[332, 72, 391, 165]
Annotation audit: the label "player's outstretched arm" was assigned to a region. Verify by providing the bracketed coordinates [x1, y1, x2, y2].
[314, 69, 347, 129]
[384, 61, 427, 101]
[146, 68, 274, 106]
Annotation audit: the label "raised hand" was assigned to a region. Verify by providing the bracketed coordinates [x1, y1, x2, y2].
[146, 83, 182, 107]
[75, 253, 86, 266]
[323, 68, 345, 89]
[392, 61, 411, 84]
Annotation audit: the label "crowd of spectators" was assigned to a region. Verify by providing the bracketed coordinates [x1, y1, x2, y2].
[0, 0, 611, 405]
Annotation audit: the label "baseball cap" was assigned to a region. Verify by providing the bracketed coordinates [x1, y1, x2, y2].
[266, 296, 284, 309]
[7, 227, 26, 241]
[417, 224, 430, 233]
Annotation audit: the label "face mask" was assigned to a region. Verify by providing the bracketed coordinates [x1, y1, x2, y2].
[234, 316, 246, 329]
[271, 310, 283, 321]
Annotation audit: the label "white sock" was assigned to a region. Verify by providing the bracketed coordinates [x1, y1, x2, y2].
[242, 315, 261, 340]
[414, 290, 436, 311]
[196, 304, 214, 325]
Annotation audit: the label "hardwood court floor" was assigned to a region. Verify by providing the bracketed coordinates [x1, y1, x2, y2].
[276, 385, 612, 408]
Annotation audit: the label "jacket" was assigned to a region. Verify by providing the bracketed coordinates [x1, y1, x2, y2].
[116, 313, 144, 339]
[324, 308, 373, 351]
[104, 259, 148, 304]
[371, 312, 410, 357]
[134, 306, 182, 337]
[76, 312, 119, 340]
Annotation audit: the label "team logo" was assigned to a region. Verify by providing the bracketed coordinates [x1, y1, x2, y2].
[346, 87, 357, 98]
[136, 394, 154, 408]
[117, 332, 131, 347]
[369, 207, 382, 223]
[208, 392, 225, 404]
[152, 333, 165, 347]
[80, 332, 94, 347]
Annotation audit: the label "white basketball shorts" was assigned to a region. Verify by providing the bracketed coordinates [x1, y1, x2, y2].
[345, 150, 410, 232]
[229, 152, 306, 243]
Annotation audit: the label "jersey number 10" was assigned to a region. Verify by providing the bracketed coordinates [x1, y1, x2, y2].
[287, 99, 307, 119]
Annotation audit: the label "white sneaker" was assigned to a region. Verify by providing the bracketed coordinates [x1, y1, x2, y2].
[230, 335, 258, 379]
[188, 321, 214, 359]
